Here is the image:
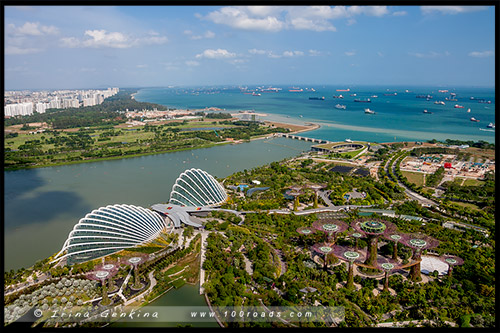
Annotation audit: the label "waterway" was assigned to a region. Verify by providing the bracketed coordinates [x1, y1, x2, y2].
[110, 283, 218, 327]
[4, 137, 312, 271]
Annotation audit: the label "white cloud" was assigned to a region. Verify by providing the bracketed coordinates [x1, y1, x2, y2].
[184, 30, 216, 40]
[345, 51, 356, 56]
[308, 49, 321, 56]
[421, 6, 488, 15]
[408, 51, 450, 58]
[5, 45, 43, 55]
[202, 6, 396, 32]
[392, 11, 407, 16]
[204, 6, 285, 32]
[195, 48, 236, 59]
[248, 49, 306, 58]
[7, 21, 59, 36]
[185, 60, 200, 66]
[468, 50, 494, 58]
[59, 29, 167, 48]
[136, 64, 148, 68]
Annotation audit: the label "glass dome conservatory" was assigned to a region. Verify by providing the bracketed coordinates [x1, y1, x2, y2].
[169, 168, 227, 207]
[52, 204, 170, 264]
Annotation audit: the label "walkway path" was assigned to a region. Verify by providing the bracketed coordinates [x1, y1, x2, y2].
[199, 230, 208, 295]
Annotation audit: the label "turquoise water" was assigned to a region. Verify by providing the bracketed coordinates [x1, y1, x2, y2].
[4, 138, 312, 271]
[135, 85, 495, 143]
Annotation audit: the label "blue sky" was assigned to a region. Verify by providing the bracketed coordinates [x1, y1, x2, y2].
[4, 5, 495, 90]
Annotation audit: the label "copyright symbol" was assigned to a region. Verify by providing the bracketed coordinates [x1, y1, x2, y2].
[34, 309, 43, 318]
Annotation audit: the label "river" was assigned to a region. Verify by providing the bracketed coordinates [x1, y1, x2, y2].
[4, 137, 312, 271]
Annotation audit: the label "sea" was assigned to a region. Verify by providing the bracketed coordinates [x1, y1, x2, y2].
[135, 85, 495, 144]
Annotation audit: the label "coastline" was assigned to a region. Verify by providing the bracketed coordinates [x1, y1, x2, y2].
[4, 121, 319, 171]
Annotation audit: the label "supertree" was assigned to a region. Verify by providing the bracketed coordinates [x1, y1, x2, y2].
[287, 186, 304, 212]
[440, 255, 464, 279]
[306, 183, 326, 208]
[351, 218, 398, 269]
[312, 219, 349, 243]
[86, 265, 118, 306]
[296, 226, 316, 236]
[399, 233, 439, 282]
[126, 255, 147, 290]
[383, 232, 405, 260]
[312, 243, 336, 270]
[331, 245, 365, 290]
[375, 257, 403, 292]
[350, 232, 363, 250]
[99, 262, 119, 293]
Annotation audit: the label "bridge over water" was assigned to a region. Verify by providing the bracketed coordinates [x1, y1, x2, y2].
[278, 133, 330, 144]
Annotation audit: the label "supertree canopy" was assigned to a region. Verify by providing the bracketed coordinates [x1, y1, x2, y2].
[312, 219, 349, 243]
[86, 265, 119, 306]
[306, 183, 326, 208]
[440, 255, 464, 278]
[399, 233, 439, 281]
[296, 226, 316, 236]
[351, 218, 398, 268]
[125, 254, 147, 290]
[331, 245, 365, 290]
[383, 232, 405, 260]
[312, 243, 336, 269]
[375, 257, 403, 291]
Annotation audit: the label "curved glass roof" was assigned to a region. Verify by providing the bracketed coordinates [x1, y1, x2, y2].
[53, 204, 168, 264]
[169, 168, 227, 207]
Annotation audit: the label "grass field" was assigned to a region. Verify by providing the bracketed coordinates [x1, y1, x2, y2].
[401, 171, 425, 187]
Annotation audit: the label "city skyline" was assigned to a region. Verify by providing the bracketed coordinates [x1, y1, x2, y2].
[4, 5, 496, 90]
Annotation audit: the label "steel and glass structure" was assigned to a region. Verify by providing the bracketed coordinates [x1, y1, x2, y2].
[53, 204, 169, 264]
[169, 168, 227, 207]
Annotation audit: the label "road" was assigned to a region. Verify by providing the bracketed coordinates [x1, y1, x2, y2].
[385, 151, 438, 207]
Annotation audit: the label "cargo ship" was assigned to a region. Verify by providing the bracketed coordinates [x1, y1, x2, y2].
[487, 123, 495, 128]
[383, 92, 397, 96]
[416, 94, 433, 99]
[336, 88, 350, 92]
[454, 104, 464, 108]
[289, 88, 303, 92]
[423, 109, 433, 114]
[309, 96, 325, 100]
[354, 98, 371, 103]
[364, 108, 375, 114]
[332, 94, 344, 99]
[470, 117, 479, 122]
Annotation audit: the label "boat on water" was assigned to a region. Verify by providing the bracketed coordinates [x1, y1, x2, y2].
[289, 88, 303, 92]
[416, 94, 432, 99]
[487, 123, 495, 129]
[354, 98, 371, 103]
[335, 104, 346, 110]
[478, 100, 492, 104]
[345, 138, 353, 143]
[423, 109, 433, 114]
[383, 92, 397, 96]
[332, 95, 344, 99]
[252, 92, 261, 96]
[470, 117, 480, 122]
[454, 104, 464, 108]
[434, 101, 445, 105]
[364, 108, 375, 114]
[336, 88, 350, 92]
[371, 95, 378, 98]
[438, 90, 449, 93]
[309, 96, 325, 100]
[445, 97, 458, 101]
[467, 108, 471, 113]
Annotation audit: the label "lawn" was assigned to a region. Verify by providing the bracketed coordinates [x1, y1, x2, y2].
[401, 171, 425, 187]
